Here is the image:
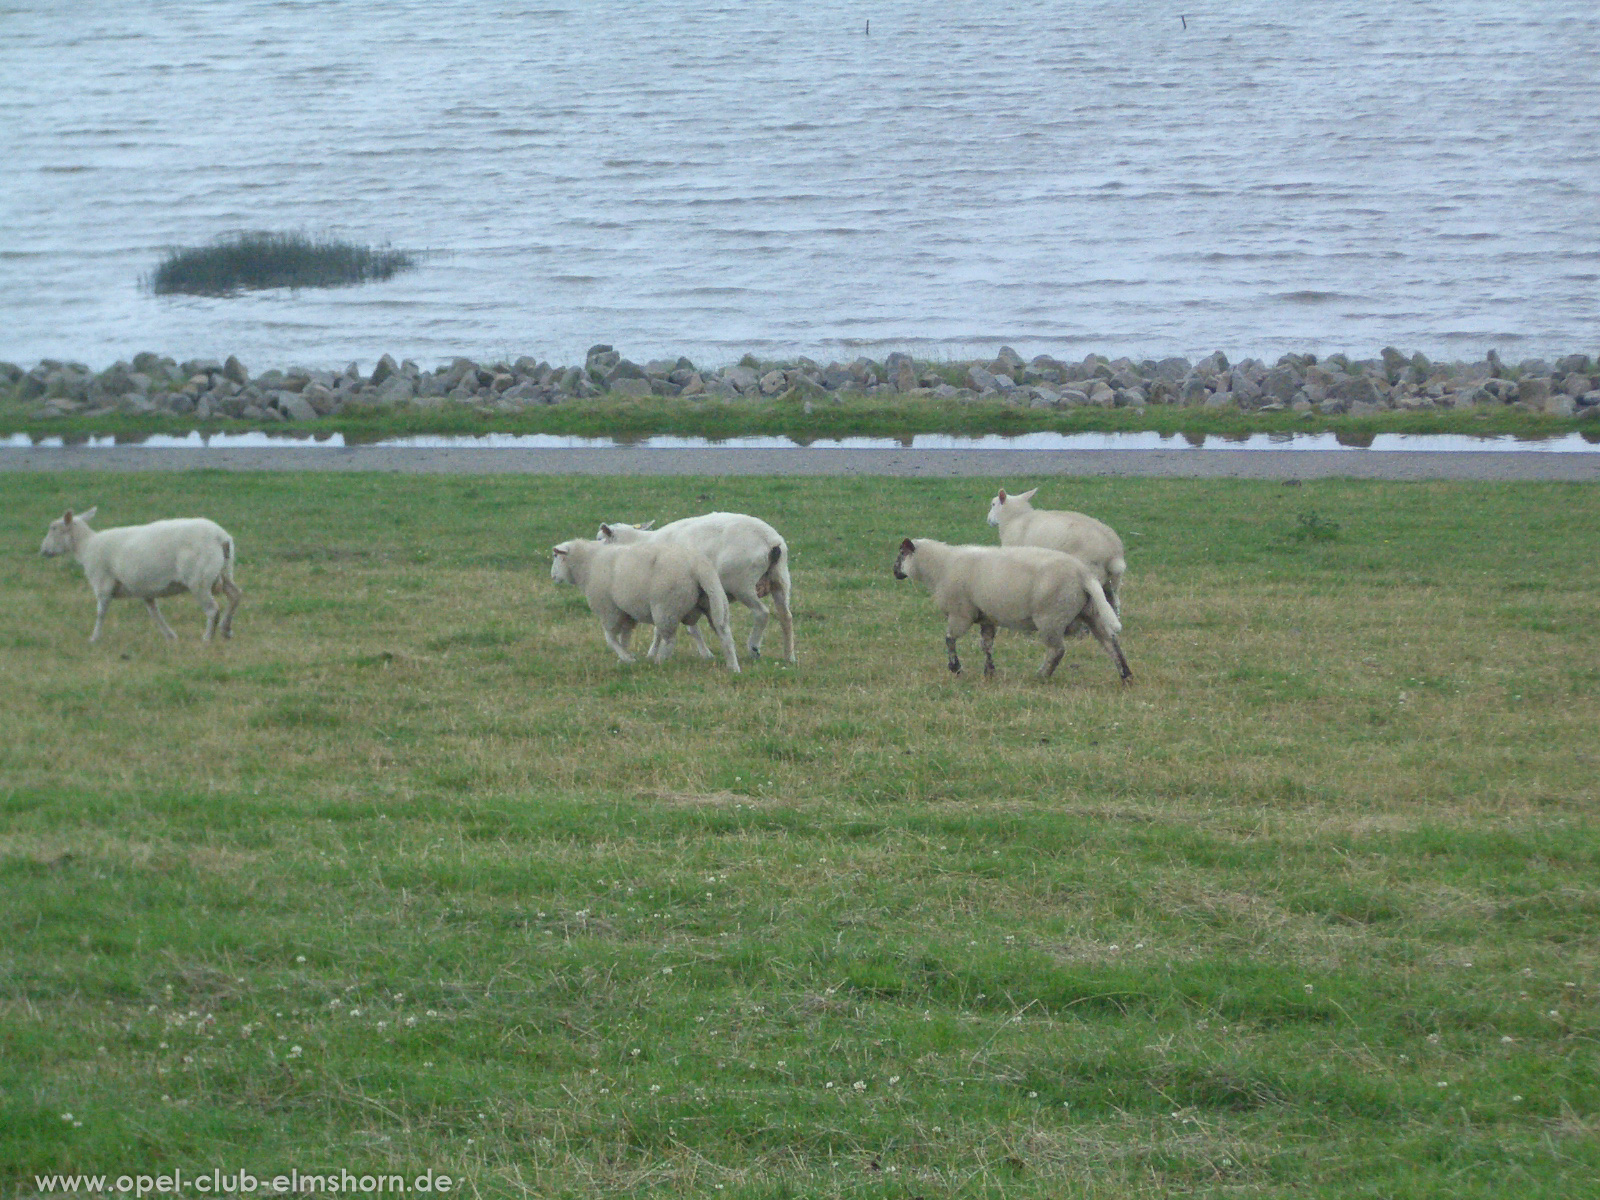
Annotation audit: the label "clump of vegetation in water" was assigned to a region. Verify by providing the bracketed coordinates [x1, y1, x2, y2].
[150, 231, 414, 295]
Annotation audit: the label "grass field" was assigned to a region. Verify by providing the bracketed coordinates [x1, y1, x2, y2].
[2, 472, 1597, 1198]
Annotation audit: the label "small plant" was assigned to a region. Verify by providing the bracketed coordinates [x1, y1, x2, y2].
[1292, 510, 1341, 541]
[150, 231, 414, 295]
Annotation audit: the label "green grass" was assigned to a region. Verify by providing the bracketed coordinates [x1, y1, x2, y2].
[4, 388, 1598, 442]
[148, 232, 414, 296]
[3, 474, 1598, 1197]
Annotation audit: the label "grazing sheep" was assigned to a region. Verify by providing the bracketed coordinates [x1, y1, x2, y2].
[597, 512, 795, 663]
[893, 538, 1131, 682]
[551, 538, 740, 672]
[986, 487, 1126, 614]
[39, 507, 242, 643]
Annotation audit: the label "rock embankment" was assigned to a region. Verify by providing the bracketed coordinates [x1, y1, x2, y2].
[4, 344, 1599, 420]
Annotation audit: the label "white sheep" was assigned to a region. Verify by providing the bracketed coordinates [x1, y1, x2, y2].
[551, 537, 740, 672]
[39, 507, 242, 643]
[986, 487, 1126, 614]
[893, 538, 1131, 682]
[597, 512, 795, 663]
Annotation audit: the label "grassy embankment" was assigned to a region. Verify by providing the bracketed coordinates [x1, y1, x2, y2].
[2, 474, 1597, 1197]
[3, 390, 1597, 444]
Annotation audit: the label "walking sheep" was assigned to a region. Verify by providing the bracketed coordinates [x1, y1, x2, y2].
[893, 538, 1131, 682]
[551, 538, 741, 672]
[597, 512, 795, 662]
[39, 507, 242, 643]
[986, 487, 1126, 614]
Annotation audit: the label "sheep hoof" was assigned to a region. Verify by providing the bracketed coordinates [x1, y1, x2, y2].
[948, 662, 961, 675]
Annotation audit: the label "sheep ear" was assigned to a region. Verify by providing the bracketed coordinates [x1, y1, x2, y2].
[553, 546, 568, 557]
[63, 508, 74, 523]
[639, 519, 655, 531]
[77, 506, 97, 523]
[899, 537, 915, 554]
[996, 488, 1007, 502]
[1017, 488, 1038, 503]
[599, 524, 612, 538]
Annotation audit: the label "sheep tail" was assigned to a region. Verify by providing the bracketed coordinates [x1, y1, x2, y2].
[695, 558, 731, 632]
[755, 543, 783, 597]
[1085, 575, 1121, 638]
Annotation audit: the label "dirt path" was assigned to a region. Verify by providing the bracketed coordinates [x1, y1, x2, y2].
[2, 444, 1597, 480]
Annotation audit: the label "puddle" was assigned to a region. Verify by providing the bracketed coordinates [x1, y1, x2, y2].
[6, 430, 1599, 453]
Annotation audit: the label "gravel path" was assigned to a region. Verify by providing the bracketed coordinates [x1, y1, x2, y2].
[1, 444, 1598, 480]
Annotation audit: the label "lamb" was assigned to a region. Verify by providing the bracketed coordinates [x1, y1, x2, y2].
[986, 487, 1126, 614]
[551, 537, 740, 672]
[597, 511, 795, 663]
[39, 507, 242, 643]
[893, 538, 1131, 682]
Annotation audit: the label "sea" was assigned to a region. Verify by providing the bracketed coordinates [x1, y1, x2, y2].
[2, 0, 1597, 372]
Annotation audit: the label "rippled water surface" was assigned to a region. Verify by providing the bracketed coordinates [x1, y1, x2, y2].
[3, 1, 1597, 371]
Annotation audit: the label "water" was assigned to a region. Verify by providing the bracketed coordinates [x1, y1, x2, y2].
[9, 431, 1598, 453]
[3, 1, 1598, 373]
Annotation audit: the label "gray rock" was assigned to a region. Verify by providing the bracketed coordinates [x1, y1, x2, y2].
[275, 394, 317, 422]
[375, 376, 415, 406]
[758, 370, 788, 396]
[820, 362, 853, 390]
[932, 383, 962, 400]
[991, 346, 1024, 372]
[967, 365, 999, 393]
[1518, 359, 1551, 379]
[1380, 346, 1409, 382]
[1262, 366, 1302, 404]
[1152, 356, 1192, 382]
[679, 373, 705, 396]
[605, 359, 647, 384]
[194, 396, 214, 420]
[586, 345, 620, 376]
[1179, 373, 1209, 405]
[416, 374, 448, 399]
[302, 383, 337, 413]
[369, 354, 400, 388]
[990, 372, 1016, 393]
[1087, 380, 1115, 406]
[1331, 376, 1383, 405]
[1544, 394, 1576, 418]
[723, 365, 760, 394]
[221, 355, 249, 386]
[1486, 349, 1507, 378]
[609, 377, 652, 397]
[1517, 377, 1552, 406]
[1580, 391, 1600, 408]
[1347, 399, 1383, 417]
[1116, 387, 1147, 408]
[1560, 372, 1593, 397]
[1059, 389, 1090, 407]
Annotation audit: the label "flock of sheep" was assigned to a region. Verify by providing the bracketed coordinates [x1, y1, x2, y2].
[37, 488, 1132, 682]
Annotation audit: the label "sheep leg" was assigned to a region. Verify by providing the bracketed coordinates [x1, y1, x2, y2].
[677, 612, 715, 659]
[197, 585, 222, 642]
[89, 592, 112, 643]
[979, 622, 998, 677]
[1098, 632, 1133, 683]
[604, 617, 638, 663]
[652, 624, 679, 664]
[1038, 630, 1067, 679]
[732, 586, 769, 658]
[145, 599, 178, 641]
[768, 580, 796, 663]
[217, 576, 243, 639]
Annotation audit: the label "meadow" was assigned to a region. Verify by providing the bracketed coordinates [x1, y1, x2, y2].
[2, 472, 1597, 1198]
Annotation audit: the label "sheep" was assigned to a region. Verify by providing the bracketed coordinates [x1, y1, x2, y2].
[892, 538, 1131, 682]
[597, 512, 795, 663]
[986, 487, 1126, 614]
[39, 507, 242, 643]
[551, 537, 740, 672]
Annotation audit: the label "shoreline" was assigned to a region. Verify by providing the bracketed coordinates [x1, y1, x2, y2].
[5, 345, 1598, 437]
